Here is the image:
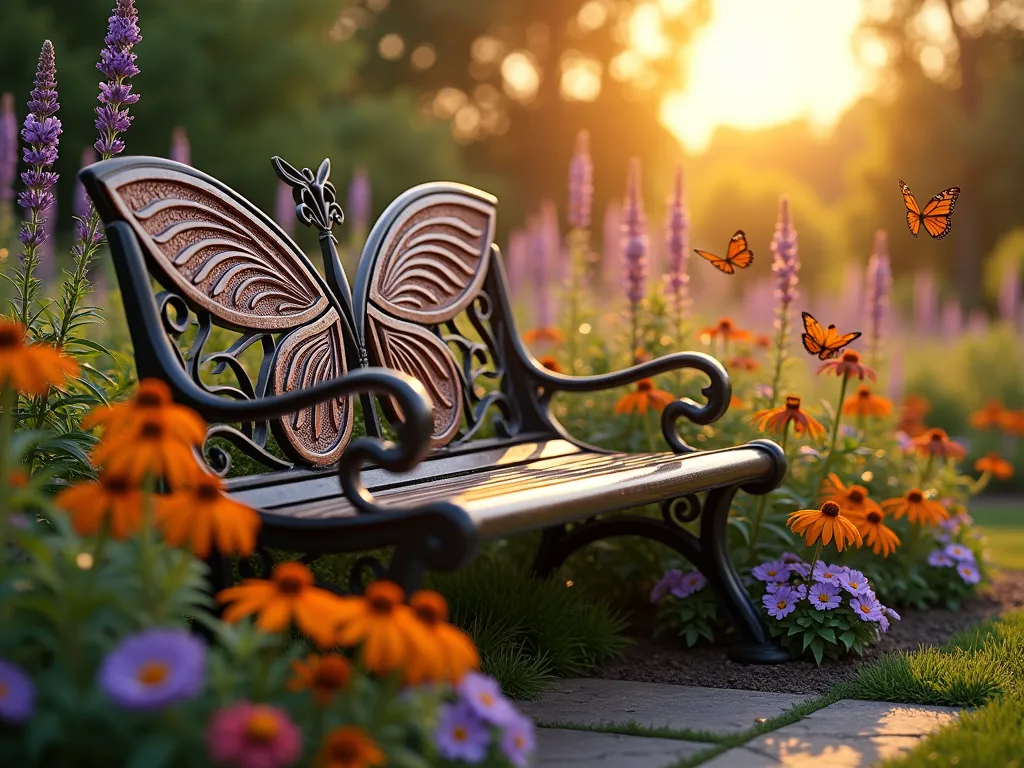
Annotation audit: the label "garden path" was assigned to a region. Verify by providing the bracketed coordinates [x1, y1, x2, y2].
[522, 679, 960, 767]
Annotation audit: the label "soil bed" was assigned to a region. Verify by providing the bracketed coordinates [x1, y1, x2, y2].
[593, 570, 1024, 695]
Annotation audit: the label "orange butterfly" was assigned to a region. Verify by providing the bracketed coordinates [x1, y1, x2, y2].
[694, 230, 754, 275]
[899, 179, 960, 240]
[800, 312, 861, 360]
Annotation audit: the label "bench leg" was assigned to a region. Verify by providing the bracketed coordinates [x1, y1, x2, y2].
[532, 487, 790, 664]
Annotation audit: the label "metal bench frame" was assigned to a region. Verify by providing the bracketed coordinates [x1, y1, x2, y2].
[82, 155, 789, 663]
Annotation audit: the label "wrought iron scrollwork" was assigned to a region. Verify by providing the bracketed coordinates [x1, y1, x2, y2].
[272, 156, 344, 238]
[347, 556, 388, 595]
[662, 493, 703, 527]
[238, 547, 276, 581]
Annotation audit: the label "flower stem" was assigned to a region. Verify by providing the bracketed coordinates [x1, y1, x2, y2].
[816, 373, 851, 496]
[918, 454, 935, 487]
[767, 299, 793, 409]
[806, 540, 823, 581]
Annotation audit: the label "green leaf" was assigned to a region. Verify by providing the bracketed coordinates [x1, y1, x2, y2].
[817, 627, 836, 644]
[839, 630, 856, 650]
[125, 734, 178, 768]
[810, 637, 825, 664]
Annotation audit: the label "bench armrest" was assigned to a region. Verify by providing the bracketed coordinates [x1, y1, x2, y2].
[105, 220, 435, 475]
[525, 351, 732, 454]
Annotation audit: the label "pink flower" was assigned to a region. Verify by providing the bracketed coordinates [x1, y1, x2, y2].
[207, 701, 301, 768]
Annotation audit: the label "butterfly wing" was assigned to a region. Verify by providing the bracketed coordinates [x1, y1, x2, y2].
[85, 157, 353, 466]
[694, 249, 735, 274]
[919, 188, 960, 240]
[800, 311, 827, 357]
[725, 230, 754, 269]
[899, 179, 922, 238]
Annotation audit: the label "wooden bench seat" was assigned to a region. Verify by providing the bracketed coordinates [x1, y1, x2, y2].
[82, 154, 790, 663]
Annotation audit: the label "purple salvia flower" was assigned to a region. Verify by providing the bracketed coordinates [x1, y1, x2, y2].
[912, 270, 937, 336]
[770, 195, 799, 307]
[169, 126, 190, 165]
[664, 163, 690, 326]
[998, 261, 1020, 326]
[94, 0, 142, 160]
[568, 129, 593, 230]
[863, 230, 891, 362]
[621, 158, 648, 306]
[0, 93, 16, 202]
[274, 179, 295, 237]
[38, 196, 56, 280]
[347, 166, 371, 235]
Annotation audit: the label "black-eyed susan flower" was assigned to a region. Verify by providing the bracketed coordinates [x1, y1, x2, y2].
[55, 472, 143, 540]
[750, 396, 825, 439]
[819, 474, 881, 524]
[817, 349, 876, 381]
[911, 428, 966, 461]
[315, 726, 386, 768]
[614, 379, 675, 415]
[857, 509, 901, 557]
[969, 399, 1006, 430]
[699, 317, 751, 344]
[288, 654, 352, 706]
[974, 452, 1014, 481]
[406, 590, 480, 685]
[522, 328, 565, 345]
[843, 385, 893, 418]
[882, 489, 949, 527]
[0, 320, 79, 395]
[537, 355, 562, 373]
[156, 473, 261, 559]
[787, 501, 862, 551]
[728, 355, 760, 372]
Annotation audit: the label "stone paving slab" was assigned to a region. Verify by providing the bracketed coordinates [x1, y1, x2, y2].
[700, 700, 961, 767]
[535, 728, 709, 768]
[519, 679, 810, 735]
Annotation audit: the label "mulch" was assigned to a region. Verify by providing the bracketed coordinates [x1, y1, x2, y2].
[592, 570, 1024, 696]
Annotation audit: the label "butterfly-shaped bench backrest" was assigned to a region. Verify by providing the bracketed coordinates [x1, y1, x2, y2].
[82, 156, 524, 473]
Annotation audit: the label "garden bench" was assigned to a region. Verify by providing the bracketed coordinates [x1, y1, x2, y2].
[81, 155, 789, 663]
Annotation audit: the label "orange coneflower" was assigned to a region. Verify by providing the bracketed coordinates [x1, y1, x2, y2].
[522, 328, 565, 345]
[819, 474, 881, 523]
[975, 452, 1014, 481]
[843, 386, 893, 418]
[898, 394, 931, 437]
[614, 378, 675, 415]
[91, 407, 206, 489]
[969, 399, 1006, 430]
[857, 509, 901, 558]
[817, 349, 876, 381]
[754, 334, 772, 349]
[699, 318, 751, 344]
[288, 654, 352, 706]
[156, 473, 261, 559]
[316, 726, 386, 768]
[331, 581, 437, 678]
[54, 472, 143, 540]
[730, 395, 745, 410]
[83, 379, 201, 432]
[787, 501, 863, 551]
[882, 489, 949, 527]
[218, 562, 344, 648]
[538, 355, 562, 373]
[0, 320, 79, 395]
[912, 428, 966, 461]
[728, 355, 760, 372]
[1000, 410, 1024, 437]
[405, 590, 480, 685]
[750, 396, 825, 439]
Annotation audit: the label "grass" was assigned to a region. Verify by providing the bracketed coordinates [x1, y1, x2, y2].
[971, 503, 1024, 569]
[845, 611, 1024, 768]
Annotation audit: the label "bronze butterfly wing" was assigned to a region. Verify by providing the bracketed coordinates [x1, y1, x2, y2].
[355, 183, 498, 447]
[84, 157, 354, 466]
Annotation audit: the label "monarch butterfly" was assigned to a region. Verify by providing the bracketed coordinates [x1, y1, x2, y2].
[899, 179, 960, 240]
[694, 230, 754, 274]
[800, 312, 861, 360]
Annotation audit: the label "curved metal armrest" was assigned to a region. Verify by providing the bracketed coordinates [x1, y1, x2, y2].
[104, 220, 436, 476]
[525, 351, 732, 454]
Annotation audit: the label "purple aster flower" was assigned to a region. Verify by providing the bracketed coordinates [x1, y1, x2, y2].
[879, 614, 890, 633]
[752, 560, 790, 583]
[97, 628, 205, 710]
[0, 93, 17, 202]
[458, 672, 518, 728]
[650, 569, 684, 603]
[169, 126, 190, 165]
[621, 158, 648, 307]
[0, 658, 35, 723]
[788, 562, 811, 579]
[957, 563, 981, 585]
[938, 516, 960, 533]
[663, 163, 690, 324]
[568, 129, 593, 230]
[885, 606, 902, 622]
[274, 179, 295, 237]
[809, 582, 842, 611]
[928, 550, 955, 567]
[500, 712, 536, 768]
[780, 552, 803, 564]
[838, 569, 871, 596]
[935, 532, 951, 545]
[435, 701, 491, 763]
[813, 562, 845, 587]
[763, 585, 800, 619]
[347, 166, 371, 235]
[93, 0, 141, 160]
[850, 594, 883, 622]
[864, 230, 892, 360]
[944, 543, 974, 562]
[673, 570, 707, 598]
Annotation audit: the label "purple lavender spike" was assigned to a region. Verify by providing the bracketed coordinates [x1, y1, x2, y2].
[94, 0, 141, 159]
[347, 166, 371, 235]
[601, 200, 622, 294]
[621, 158, 648, 306]
[540, 200, 562, 284]
[941, 298, 962, 338]
[770, 195, 799, 307]
[664, 164, 690, 323]
[506, 227, 528, 297]
[169, 126, 190, 165]
[912, 270, 937, 336]
[998, 261, 1020, 326]
[568, 130, 593, 231]
[274, 179, 295, 236]
[0, 93, 16, 203]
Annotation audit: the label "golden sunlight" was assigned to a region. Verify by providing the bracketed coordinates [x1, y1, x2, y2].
[658, 0, 871, 153]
